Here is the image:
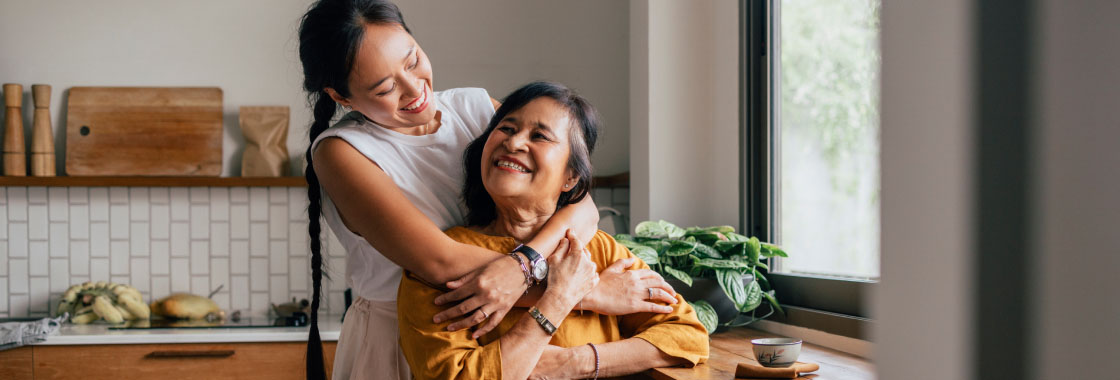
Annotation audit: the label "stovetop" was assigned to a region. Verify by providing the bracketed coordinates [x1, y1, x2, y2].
[108, 314, 308, 330]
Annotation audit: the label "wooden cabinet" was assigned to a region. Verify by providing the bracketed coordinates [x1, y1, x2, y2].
[0, 342, 336, 380]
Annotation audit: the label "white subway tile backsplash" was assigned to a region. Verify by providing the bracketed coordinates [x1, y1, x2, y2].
[30, 241, 48, 276]
[269, 187, 286, 204]
[110, 241, 129, 275]
[269, 241, 287, 275]
[190, 205, 210, 239]
[210, 188, 230, 221]
[149, 187, 169, 204]
[90, 223, 109, 257]
[211, 257, 229, 291]
[69, 187, 88, 204]
[189, 187, 209, 203]
[11, 294, 28, 317]
[151, 205, 169, 240]
[69, 205, 88, 239]
[210, 223, 229, 257]
[10, 259, 28, 293]
[289, 222, 307, 258]
[151, 276, 170, 300]
[129, 188, 149, 221]
[249, 188, 268, 221]
[270, 275, 287, 303]
[28, 205, 47, 239]
[89, 188, 108, 221]
[29, 187, 47, 204]
[109, 187, 129, 204]
[230, 240, 249, 275]
[170, 188, 189, 221]
[250, 292, 269, 315]
[49, 188, 68, 221]
[250, 258, 268, 291]
[191, 276, 209, 295]
[109, 205, 129, 239]
[8, 188, 27, 221]
[250, 223, 268, 257]
[130, 258, 150, 293]
[49, 259, 68, 292]
[9, 223, 28, 258]
[170, 222, 189, 257]
[130, 223, 150, 256]
[288, 188, 307, 221]
[231, 276, 249, 311]
[289, 257, 307, 292]
[269, 205, 287, 239]
[2, 185, 345, 317]
[230, 187, 249, 203]
[230, 205, 249, 239]
[170, 258, 190, 292]
[90, 258, 109, 281]
[70, 241, 89, 276]
[151, 240, 169, 275]
[49, 223, 67, 258]
[190, 241, 209, 275]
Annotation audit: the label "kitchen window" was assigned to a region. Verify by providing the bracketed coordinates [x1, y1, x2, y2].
[741, 0, 880, 337]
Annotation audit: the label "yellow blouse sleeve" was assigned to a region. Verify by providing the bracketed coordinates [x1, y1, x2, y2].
[590, 231, 711, 366]
[397, 271, 503, 380]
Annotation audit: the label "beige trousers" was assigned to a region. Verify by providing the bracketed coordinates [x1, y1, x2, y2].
[332, 297, 411, 380]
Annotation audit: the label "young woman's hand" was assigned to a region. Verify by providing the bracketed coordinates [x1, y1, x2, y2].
[581, 257, 678, 315]
[432, 254, 529, 335]
[543, 231, 600, 311]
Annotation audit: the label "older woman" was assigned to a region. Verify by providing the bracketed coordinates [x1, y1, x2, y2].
[398, 82, 709, 380]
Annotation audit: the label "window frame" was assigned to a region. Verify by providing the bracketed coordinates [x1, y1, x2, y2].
[741, 0, 878, 339]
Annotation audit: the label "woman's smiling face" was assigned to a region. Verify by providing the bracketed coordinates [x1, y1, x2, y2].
[481, 97, 580, 205]
[325, 23, 436, 131]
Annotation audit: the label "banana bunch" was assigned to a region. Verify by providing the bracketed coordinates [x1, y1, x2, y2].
[55, 281, 150, 324]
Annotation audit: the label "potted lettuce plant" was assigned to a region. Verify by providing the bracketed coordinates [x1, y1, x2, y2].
[616, 220, 787, 334]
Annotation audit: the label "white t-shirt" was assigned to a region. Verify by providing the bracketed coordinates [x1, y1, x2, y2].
[311, 87, 495, 302]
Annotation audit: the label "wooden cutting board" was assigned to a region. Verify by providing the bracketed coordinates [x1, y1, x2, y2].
[66, 87, 223, 176]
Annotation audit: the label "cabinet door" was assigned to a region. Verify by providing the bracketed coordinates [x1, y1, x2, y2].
[32, 341, 337, 380]
[0, 346, 34, 380]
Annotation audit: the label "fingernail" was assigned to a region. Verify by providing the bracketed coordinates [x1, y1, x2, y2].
[433, 316, 442, 323]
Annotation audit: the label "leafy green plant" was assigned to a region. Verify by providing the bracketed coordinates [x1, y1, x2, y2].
[616, 220, 787, 334]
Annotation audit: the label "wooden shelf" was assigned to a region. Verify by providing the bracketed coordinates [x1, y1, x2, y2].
[0, 176, 307, 187]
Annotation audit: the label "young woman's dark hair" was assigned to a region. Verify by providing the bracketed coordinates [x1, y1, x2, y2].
[462, 81, 601, 226]
[297, 0, 409, 378]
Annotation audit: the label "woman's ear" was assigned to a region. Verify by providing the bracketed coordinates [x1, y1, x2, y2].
[562, 171, 579, 191]
[324, 87, 351, 108]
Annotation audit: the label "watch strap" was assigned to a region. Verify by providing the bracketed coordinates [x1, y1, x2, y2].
[513, 244, 542, 263]
[527, 306, 557, 335]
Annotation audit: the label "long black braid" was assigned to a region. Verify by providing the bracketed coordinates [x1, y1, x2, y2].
[297, 0, 410, 378]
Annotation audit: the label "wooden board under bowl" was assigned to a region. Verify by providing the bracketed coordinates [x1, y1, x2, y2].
[66, 87, 223, 176]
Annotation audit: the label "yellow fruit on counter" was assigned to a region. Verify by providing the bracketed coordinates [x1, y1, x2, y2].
[92, 296, 124, 324]
[70, 312, 99, 324]
[150, 293, 222, 320]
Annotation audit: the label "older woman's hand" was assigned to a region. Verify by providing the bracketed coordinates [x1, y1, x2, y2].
[582, 257, 678, 315]
[543, 231, 600, 311]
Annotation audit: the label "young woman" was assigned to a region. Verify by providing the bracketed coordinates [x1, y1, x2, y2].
[296, 1, 679, 379]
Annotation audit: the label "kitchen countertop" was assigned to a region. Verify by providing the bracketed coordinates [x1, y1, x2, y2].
[36, 316, 344, 345]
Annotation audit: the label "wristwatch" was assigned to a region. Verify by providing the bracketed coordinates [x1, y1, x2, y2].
[513, 244, 548, 284]
[528, 307, 557, 335]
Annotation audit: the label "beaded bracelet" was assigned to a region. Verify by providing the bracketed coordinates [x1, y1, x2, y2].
[508, 253, 534, 291]
[587, 343, 600, 380]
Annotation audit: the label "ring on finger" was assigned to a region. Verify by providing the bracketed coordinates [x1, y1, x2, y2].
[647, 288, 654, 300]
[480, 309, 489, 319]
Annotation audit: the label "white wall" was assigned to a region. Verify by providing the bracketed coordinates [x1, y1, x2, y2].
[629, 0, 740, 229]
[1035, 0, 1120, 377]
[875, 1, 975, 379]
[0, 0, 631, 177]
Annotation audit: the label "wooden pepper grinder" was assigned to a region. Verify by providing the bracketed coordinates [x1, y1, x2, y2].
[3, 83, 27, 176]
[30, 84, 55, 176]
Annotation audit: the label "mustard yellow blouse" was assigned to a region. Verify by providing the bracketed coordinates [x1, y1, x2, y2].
[397, 227, 709, 380]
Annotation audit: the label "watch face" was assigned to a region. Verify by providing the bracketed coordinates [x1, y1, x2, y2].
[532, 261, 548, 281]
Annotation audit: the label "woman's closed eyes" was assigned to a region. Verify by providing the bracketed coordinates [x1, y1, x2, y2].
[375, 53, 422, 97]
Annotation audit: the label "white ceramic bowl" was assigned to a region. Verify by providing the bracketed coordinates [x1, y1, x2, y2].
[750, 338, 802, 367]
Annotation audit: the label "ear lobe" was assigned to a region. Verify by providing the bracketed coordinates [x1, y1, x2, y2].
[324, 87, 351, 108]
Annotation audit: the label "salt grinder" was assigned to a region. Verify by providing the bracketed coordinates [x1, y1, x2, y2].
[31, 84, 55, 176]
[3, 83, 27, 176]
